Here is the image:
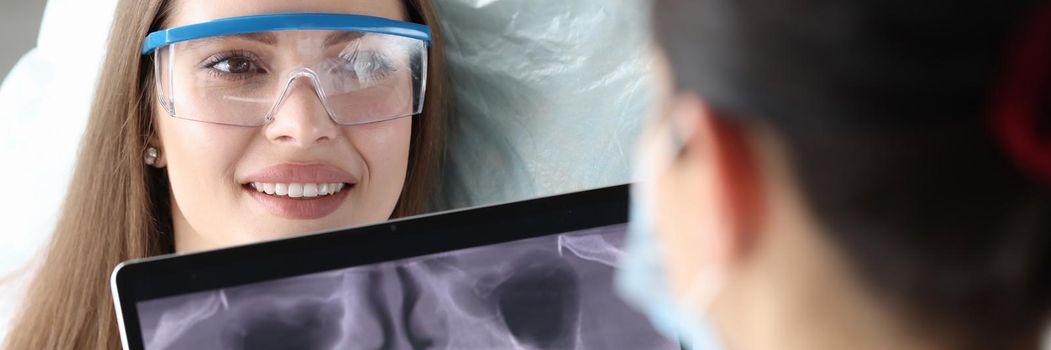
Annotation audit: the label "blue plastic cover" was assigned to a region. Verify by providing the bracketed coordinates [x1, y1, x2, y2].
[434, 0, 653, 209]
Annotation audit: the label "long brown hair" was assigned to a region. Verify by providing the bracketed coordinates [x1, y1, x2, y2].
[3, 0, 447, 348]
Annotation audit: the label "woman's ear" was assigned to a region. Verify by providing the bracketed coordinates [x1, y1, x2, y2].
[145, 144, 166, 168]
[145, 133, 167, 168]
[143, 112, 169, 168]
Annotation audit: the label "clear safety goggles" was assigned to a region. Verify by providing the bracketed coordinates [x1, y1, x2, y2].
[142, 13, 430, 127]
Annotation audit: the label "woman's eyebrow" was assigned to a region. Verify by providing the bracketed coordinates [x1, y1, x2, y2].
[324, 31, 365, 47]
[179, 31, 371, 52]
[233, 32, 278, 45]
[179, 32, 278, 51]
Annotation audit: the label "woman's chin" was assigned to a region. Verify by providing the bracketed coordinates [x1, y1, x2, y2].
[241, 214, 384, 245]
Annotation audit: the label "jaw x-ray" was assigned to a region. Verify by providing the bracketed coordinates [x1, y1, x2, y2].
[136, 224, 679, 350]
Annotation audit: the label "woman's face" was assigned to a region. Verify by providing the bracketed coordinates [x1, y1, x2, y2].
[155, 0, 413, 252]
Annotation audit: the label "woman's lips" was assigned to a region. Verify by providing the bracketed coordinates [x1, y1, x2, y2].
[242, 164, 357, 220]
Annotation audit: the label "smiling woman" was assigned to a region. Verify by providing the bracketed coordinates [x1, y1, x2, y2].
[3, 0, 447, 348]
[146, 9, 437, 251]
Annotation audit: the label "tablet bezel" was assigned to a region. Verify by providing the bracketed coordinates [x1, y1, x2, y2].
[111, 184, 630, 350]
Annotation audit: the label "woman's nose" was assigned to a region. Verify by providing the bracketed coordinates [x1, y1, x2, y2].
[264, 72, 339, 147]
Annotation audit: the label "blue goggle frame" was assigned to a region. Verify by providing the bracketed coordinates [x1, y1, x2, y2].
[142, 12, 431, 55]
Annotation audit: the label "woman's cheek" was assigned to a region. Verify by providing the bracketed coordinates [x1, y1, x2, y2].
[159, 116, 256, 228]
[345, 118, 412, 212]
[165, 120, 253, 184]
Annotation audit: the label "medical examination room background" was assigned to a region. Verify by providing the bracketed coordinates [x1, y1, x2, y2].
[0, 0, 653, 343]
[4, 1, 1049, 349]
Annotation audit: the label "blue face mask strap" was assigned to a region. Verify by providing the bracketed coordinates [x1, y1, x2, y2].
[142, 13, 431, 55]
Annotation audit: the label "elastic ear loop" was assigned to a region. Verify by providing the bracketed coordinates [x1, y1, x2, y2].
[991, 0, 1051, 185]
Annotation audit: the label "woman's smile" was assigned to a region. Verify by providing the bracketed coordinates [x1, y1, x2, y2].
[248, 182, 347, 198]
[242, 163, 358, 220]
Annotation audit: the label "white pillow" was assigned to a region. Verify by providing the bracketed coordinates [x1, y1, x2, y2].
[0, 0, 119, 341]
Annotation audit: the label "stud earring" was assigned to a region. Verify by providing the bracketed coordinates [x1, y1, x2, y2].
[145, 146, 161, 166]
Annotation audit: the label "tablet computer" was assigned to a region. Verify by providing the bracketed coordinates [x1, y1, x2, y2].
[111, 184, 681, 350]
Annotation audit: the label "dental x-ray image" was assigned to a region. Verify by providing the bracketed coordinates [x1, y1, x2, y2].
[136, 224, 679, 350]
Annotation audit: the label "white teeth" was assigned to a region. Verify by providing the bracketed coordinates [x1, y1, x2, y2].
[303, 183, 318, 198]
[249, 182, 347, 198]
[288, 183, 304, 198]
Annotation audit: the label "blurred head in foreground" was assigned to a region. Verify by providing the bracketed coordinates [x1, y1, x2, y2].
[618, 1, 1051, 349]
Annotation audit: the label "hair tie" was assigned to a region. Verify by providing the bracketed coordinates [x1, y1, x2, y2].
[991, 0, 1051, 185]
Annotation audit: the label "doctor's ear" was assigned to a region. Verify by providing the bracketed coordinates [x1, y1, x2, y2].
[674, 94, 766, 259]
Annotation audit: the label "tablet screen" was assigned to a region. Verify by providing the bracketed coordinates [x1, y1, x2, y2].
[135, 223, 679, 349]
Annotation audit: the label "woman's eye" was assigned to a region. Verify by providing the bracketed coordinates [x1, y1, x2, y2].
[340, 53, 397, 82]
[212, 57, 257, 74]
